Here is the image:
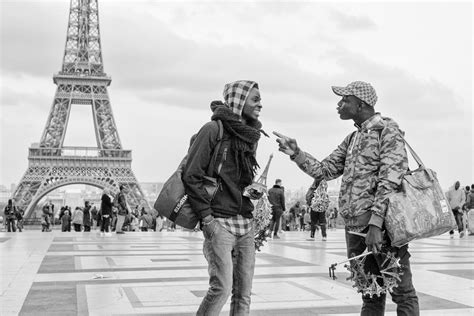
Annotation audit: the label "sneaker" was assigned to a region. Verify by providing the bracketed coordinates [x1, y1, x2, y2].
[273, 235, 280, 239]
[105, 232, 112, 237]
[460, 231, 465, 238]
[322, 237, 327, 241]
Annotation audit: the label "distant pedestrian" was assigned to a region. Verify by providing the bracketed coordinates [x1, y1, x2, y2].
[61, 210, 71, 232]
[91, 206, 98, 229]
[307, 179, 329, 241]
[115, 185, 130, 234]
[4, 199, 17, 232]
[465, 184, 474, 235]
[100, 189, 113, 236]
[328, 207, 338, 230]
[42, 201, 53, 232]
[15, 208, 24, 232]
[289, 201, 303, 231]
[139, 209, 153, 232]
[446, 181, 466, 238]
[267, 179, 286, 239]
[83, 201, 92, 232]
[72, 207, 83, 232]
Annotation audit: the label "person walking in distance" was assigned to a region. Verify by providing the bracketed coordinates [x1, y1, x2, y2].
[61, 210, 71, 232]
[115, 185, 130, 234]
[289, 201, 303, 231]
[4, 199, 17, 232]
[307, 179, 329, 241]
[183, 80, 265, 315]
[274, 81, 419, 315]
[72, 207, 83, 232]
[15, 208, 24, 232]
[465, 184, 474, 235]
[100, 189, 113, 236]
[267, 179, 286, 239]
[446, 181, 466, 238]
[83, 201, 92, 232]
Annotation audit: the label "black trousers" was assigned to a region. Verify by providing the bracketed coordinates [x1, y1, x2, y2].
[345, 227, 419, 316]
[269, 209, 283, 236]
[101, 216, 110, 232]
[310, 211, 326, 238]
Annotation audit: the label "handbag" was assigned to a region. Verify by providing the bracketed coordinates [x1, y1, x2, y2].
[154, 120, 224, 229]
[385, 138, 457, 247]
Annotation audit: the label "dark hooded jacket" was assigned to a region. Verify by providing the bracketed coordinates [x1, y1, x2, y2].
[268, 185, 285, 212]
[183, 81, 261, 219]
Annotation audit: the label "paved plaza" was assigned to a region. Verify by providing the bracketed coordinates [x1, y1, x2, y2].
[1, 228, 473, 315]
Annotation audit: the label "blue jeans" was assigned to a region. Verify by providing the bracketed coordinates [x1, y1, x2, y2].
[197, 220, 256, 316]
[345, 227, 419, 316]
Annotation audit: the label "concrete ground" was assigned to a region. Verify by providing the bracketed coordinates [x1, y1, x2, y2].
[1, 227, 473, 315]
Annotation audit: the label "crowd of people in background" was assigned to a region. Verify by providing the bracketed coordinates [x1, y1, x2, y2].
[1, 185, 169, 234]
[446, 181, 474, 238]
[266, 178, 339, 242]
[3, 181, 474, 238]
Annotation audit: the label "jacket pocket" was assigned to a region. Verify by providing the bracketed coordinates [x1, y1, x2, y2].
[203, 176, 219, 199]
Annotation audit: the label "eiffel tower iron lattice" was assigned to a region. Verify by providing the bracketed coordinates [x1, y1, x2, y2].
[11, 0, 150, 217]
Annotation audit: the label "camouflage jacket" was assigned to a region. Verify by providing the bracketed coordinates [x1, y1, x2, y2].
[292, 113, 408, 231]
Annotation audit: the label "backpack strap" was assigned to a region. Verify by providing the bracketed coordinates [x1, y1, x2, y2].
[206, 120, 224, 177]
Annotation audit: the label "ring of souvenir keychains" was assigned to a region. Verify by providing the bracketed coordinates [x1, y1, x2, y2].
[329, 250, 404, 298]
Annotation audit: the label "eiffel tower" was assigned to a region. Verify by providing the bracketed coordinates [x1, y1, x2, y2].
[11, 0, 150, 217]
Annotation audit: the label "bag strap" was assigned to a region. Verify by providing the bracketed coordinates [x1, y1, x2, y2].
[373, 125, 425, 169]
[399, 135, 425, 169]
[206, 120, 224, 177]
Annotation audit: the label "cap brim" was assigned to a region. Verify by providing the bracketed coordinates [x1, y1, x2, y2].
[331, 86, 350, 96]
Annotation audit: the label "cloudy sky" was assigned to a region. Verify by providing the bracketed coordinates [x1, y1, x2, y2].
[1, 0, 472, 194]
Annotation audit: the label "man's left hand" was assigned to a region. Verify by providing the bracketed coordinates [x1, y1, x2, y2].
[366, 225, 383, 254]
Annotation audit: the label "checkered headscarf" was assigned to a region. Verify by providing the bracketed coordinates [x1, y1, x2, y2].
[332, 81, 378, 107]
[223, 80, 259, 116]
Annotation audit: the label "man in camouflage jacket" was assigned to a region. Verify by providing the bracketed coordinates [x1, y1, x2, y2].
[274, 81, 419, 315]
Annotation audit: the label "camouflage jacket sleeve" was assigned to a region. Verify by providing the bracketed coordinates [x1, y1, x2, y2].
[291, 133, 353, 182]
[368, 127, 408, 228]
[306, 181, 318, 206]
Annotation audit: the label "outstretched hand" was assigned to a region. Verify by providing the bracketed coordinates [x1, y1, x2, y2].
[273, 131, 298, 156]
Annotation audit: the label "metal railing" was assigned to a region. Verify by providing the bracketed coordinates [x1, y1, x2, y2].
[29, 146, 132, 159]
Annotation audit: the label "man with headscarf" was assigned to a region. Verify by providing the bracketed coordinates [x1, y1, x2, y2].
[274, 81, 419, 315]
[183, 80, 264, 316]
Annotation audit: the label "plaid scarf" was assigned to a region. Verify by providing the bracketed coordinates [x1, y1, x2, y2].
[211, 105, 261, 185]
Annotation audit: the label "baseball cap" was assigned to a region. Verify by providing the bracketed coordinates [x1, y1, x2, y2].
[331, 81, 378, 107]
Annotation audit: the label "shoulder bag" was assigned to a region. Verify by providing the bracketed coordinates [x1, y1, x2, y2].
[154, 120, 224, 229]
[385, 138, 457, 247]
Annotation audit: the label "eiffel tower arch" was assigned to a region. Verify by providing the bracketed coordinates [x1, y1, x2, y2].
[11, 0, 150, 217]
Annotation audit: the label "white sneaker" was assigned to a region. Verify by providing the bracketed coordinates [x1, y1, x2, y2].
[100, 232, 105, 237]
[322, 237, 327, 241]
[105, 232, 112, 237]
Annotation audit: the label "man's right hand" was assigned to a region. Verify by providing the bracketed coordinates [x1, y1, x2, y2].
[273, 131, 299, 156]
